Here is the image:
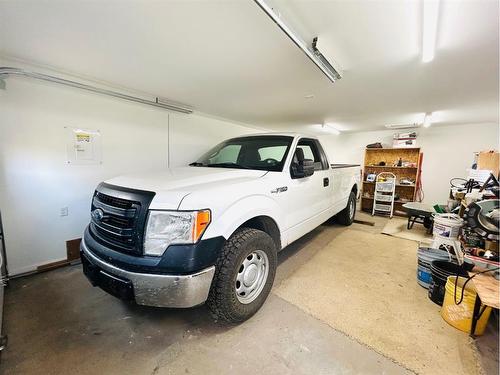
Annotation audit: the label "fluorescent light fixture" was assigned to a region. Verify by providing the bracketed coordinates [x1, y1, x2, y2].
[322, 123, 341, 135]
[253, 0, 342, 83]
[422, 0, 440, 63]
[423, 112, 433, 127]
[385, 123, 420, 130]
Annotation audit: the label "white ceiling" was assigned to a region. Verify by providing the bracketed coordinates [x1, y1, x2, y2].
[0, 0, 498, 133]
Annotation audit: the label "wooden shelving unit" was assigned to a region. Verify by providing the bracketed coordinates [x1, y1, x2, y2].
[361, 148, 423, 217]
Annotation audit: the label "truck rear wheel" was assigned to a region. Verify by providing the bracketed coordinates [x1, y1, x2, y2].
[336, 191, 356, 226]
[207, 227, 277, 323]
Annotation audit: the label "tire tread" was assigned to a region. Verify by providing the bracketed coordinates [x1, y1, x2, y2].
[207, 227, 275, 323]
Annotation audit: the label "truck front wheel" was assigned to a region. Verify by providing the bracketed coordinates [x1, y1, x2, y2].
[207, 227, 277, 323]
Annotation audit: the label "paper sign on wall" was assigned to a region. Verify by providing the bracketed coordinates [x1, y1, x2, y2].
[66, 127, 102, 165]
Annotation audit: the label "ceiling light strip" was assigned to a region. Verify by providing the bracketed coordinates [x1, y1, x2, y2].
[253, 0, 341, 83]
[0, 67, 193, 114]
[422, 0, 440, 63]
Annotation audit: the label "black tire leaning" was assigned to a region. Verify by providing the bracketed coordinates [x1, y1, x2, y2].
[207, 227, 277, 323]
[336, 191, 356, 226]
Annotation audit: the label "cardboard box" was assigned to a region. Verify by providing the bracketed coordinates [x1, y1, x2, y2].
[477, 151, 499, 176]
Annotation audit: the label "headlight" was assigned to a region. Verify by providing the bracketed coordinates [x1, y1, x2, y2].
[143, 210, 211, 256]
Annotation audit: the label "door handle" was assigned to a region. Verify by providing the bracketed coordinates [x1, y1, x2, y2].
[323, 177, 329, 187]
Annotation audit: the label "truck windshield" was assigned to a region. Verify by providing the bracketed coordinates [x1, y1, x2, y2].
[192, 136, 293, 172]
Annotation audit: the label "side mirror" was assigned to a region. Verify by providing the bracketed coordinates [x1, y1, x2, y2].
[291, 148, 315, 178]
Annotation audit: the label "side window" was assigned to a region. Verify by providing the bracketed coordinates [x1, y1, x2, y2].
[209, 144, 241, 164]
[298, 145, 315, 161]
[258, 145, 288, 162]
[295, 139, 326, 171]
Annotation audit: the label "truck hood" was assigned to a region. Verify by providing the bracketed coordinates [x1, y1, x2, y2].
[105, 167, 268, 209]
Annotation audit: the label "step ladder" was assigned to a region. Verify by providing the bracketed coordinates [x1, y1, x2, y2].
[372, 172, 396, 218]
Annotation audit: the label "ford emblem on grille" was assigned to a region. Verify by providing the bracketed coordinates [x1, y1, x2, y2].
[91, 208, 105, 222]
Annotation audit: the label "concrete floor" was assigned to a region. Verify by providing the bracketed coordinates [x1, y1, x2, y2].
[0, 212, 497, 374]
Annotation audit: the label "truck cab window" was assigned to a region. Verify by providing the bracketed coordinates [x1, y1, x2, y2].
[208, 144, 241, 164]
[258, 145, 288, 161]
[194, 135, 293, 172]
[296, 139, 325, 171]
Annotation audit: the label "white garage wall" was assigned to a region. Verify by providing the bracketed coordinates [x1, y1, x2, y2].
[168, 113, 256, 167]
[0, 62, 259, 276]
[319, 123, 499, 205]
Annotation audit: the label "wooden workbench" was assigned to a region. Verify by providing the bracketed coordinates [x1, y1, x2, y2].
[469, 272, 500, 309]
[468, 271, 499, 336]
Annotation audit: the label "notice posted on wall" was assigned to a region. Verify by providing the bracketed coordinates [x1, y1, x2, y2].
[65, 127, 102, 165]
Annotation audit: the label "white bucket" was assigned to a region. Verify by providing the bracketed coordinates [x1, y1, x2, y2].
[433, 213, 463, 240]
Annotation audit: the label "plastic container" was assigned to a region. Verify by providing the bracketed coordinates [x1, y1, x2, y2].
[417, 247, 456, 289]
[432, 213, 464, 240]
[428, 260, 468, 305]
[441, 276, 492, 335]
[417, 264, 432, 288]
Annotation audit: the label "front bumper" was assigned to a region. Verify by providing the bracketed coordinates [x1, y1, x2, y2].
[81, 239, 215, 308]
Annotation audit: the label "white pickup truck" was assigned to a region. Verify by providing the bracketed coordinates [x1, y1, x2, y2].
[80, 133, 360, 322]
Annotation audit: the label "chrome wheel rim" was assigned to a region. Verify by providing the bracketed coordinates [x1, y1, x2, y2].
[235, 250, 269, 304]
[349, 199, 355, 220]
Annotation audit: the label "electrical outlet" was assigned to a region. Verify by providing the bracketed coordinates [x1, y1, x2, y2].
[60, 207, 69, 217]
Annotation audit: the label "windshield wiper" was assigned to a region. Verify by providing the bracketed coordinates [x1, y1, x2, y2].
[206, 162, 251, 169]
[189, 162, 205, 167]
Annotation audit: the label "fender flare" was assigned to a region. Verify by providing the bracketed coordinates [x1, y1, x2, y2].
[202, 195, 284, 246]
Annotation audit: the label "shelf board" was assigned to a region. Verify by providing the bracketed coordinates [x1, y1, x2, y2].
[364, 165, 418, 169]
[365, 147, 420, 151]
[362, 181, 416, 188]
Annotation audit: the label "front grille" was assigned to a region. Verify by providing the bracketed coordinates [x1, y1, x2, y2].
[97, 193, 134, 210]
[105, 215, 133, 228]
[89, 183, 155, 255]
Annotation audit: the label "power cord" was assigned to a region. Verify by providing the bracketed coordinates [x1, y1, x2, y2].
[453, 267, 500, 305]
